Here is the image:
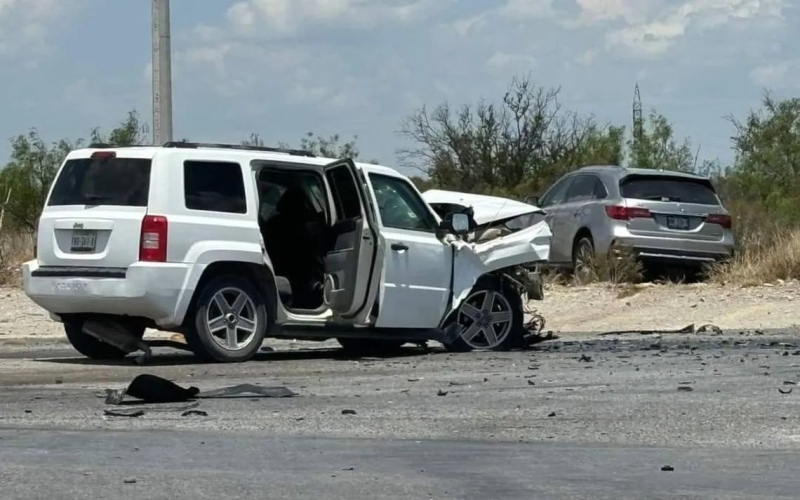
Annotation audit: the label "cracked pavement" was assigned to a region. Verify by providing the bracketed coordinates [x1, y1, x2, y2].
[3, 330, 800, 498]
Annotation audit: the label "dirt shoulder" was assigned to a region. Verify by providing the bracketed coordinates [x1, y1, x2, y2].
[1, 282, 798, 342]
[537, 281, 800, 334]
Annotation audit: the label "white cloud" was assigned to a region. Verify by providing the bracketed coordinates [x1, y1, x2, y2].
[749, 60, 800, 89]
[486, 51, 537, 71]
[571, 0, 786, 58]
[0, 0, 80, 59]
[500, 0, 556, 18]
[226, 0, 449, 36]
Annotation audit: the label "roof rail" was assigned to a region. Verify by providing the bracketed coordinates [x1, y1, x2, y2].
[161, 141, 315, 157]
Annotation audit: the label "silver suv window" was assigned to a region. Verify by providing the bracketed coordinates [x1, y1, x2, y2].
[565, 174, 607, 203]
[619, 175, 719, 205]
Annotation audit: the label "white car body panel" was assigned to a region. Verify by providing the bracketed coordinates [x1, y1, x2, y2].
[422, 189, 544, 225]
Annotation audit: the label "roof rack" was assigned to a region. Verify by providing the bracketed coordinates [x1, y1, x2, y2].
[161, 141, 315, 157]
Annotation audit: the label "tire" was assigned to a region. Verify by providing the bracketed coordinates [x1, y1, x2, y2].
[572, 236, 595, 285]
[185, 274, 270, 363]
[444, 277, 524, 352]
[337, 338, 406, 356]
[64, 319, 141, 361]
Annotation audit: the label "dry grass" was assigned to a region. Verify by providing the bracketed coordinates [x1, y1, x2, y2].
[0, 230, 34, 286]
[709, 228, 800, 286]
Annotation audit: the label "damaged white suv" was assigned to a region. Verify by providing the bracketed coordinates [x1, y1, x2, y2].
[22, 142, 552, 363]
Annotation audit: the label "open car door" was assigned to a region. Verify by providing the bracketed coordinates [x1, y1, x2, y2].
[322, 159, 381, 319]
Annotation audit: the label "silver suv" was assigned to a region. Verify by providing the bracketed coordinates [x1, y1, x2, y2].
[531, 166, 734, 279]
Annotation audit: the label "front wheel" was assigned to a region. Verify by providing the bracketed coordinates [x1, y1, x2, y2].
[186, 275, 270, 363]
[445, 278, 524, 352]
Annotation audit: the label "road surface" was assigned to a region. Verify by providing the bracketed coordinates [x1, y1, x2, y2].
[2, 331, 800, 499]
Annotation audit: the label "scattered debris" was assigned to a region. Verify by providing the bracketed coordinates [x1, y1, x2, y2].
[407, 378, 421, 382]
[341, 466, 355, 471]
[105, 374, 297, 405]
[437, 389, 449, 396]
[123, 478, 137, 484]
[779, 388, 793, 395]
[527, 380, 535, 386]
[547, 411, 556, 417]
[578, 354, 593, 363]
[104, 409, 145, 418]
[599, 324, 697, 337]
[661, 465, 674, 472]
[677, 386, 694, 392]
[783, 381, 796, 385]
[55, 377, 63, 385]
[696, 324, 723, 335]
[342, 409, 357, 415]
[181, 410, 208, 417]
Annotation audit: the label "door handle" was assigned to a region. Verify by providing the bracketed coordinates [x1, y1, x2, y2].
[391, 243, 409, 251]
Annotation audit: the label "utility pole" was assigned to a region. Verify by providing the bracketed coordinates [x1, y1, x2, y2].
[152, 0, 173, 145]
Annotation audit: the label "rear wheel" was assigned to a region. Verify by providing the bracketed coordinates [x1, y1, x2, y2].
[445, 278, 524, 352]
[64, 319, 142, 360]
[186, 275, 270, 363]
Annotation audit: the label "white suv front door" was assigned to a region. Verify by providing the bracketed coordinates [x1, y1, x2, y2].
[365, 172, 452, 329]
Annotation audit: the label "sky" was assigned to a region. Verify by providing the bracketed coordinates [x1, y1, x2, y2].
[0, 0, 797, 176]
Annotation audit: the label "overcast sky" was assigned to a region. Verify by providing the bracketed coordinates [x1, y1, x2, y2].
[0, 0, 797, 175]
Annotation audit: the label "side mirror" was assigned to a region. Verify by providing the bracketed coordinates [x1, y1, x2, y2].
[450, 213, 470, 234]
[439, 211, 474, 236]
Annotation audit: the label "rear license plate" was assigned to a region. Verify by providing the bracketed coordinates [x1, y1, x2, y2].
[666, 216, 690, 230]
[70, 230, 97, 251]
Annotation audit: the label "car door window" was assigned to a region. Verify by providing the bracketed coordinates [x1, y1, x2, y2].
[539, 177, 574, 207]
[565, 175, 597, 203]
[368, 174, 437, 232]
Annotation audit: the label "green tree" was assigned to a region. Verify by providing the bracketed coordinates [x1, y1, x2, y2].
[627, 110, 696, 172]
[725, 92, 800, 220]
[398, 76, 623, 198]
[90, 110, 150, 147]
[0, 131, 80, 231]
[0, 109, 147, 231]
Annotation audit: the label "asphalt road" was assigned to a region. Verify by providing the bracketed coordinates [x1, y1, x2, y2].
[3, 330, 800, 499]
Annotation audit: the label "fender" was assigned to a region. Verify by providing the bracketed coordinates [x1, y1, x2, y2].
[171, 239, 276, 325]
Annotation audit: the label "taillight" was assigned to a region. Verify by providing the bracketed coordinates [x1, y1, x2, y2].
[139, 215, 168, 262]
[604, 205, 651, 220]
[91, 151, 116, 159]
[705, 213, 732, 229]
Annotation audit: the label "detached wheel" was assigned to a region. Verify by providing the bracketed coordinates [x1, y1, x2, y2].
[572, 236, 595, 285]
[337, 338, 406, 356]
[64, 319, 141, 360]
[186, 275, 270, 363]
[445, 278, 524, 352]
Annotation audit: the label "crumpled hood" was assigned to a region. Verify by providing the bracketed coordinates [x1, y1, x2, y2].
[422, 189, 543, 225]
[420, 189, 552, 312]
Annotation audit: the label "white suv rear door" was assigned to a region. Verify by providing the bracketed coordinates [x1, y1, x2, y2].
[36, 150, 154, 271]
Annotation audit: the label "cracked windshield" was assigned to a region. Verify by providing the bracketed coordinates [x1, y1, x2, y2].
[1, 1, 799, 499]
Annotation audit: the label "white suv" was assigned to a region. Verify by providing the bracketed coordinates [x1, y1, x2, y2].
[22, 142, 552, 362]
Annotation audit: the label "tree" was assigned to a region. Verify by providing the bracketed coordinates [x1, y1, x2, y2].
[725, 92, 800, 220]
[398, 76, 623, 198]
[90, 110, 150, 147]
[0, 109, 147, 231]
[0, 131, 80, 231]
[627, 110, 696, 172]
[246, 131, 376, 162]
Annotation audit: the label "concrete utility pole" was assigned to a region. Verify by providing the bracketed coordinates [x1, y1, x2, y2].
[152, 0, 173, 145]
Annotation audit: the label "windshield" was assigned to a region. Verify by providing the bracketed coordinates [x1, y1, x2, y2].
[619, 175, 719, 205]
[48, 157, 151, 206]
